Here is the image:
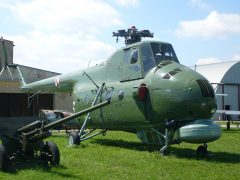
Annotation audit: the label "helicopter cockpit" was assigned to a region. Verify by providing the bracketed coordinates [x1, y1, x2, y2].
[113, 27, 179, 80]
[140, 42, 179, 74]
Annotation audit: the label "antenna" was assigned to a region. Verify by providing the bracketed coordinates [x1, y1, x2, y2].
[113, 26, 154, 45]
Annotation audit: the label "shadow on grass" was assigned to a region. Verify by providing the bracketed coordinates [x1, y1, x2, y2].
[4, 156, 79, 178]
[222, 129, 240, 133]
[170, 147, 240, 164]
[93, 139, 240, 164]
[92, 138, 160, 152]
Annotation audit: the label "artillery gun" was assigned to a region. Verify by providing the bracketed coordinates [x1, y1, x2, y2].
[0, 100, 110, 171]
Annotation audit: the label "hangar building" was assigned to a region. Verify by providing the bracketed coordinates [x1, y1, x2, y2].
[0, 38, 72, 118]
[193, 61, 240, 120]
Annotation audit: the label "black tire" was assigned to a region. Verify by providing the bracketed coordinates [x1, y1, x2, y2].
[42, 141, 60, 166]
[0, 144, 7, 171]
[197, 145, 208, 156]
[68, 131, 80, 146]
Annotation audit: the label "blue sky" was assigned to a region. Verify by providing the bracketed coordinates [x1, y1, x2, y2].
[1, 0, 240, 73]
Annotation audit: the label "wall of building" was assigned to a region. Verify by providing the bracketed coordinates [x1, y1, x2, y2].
[0, 38, 73, 117]
[0, 93, 53, 117]
[0, 81, 20, 93]
[54, 92, 73, 112]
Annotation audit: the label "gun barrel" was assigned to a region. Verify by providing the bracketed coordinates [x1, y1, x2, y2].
[43, 100, 110, 131]
[18, 120, 42, 133]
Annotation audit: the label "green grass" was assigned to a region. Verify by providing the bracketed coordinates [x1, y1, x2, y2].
[1, 129, 240, 180]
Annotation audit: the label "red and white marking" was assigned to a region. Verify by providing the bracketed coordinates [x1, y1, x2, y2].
[54, 77, 60, 88]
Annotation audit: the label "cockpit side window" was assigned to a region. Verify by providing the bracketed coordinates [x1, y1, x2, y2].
[124, 48, 138, 64]
[130, 48, 138, 64]
[122, 47, 142, 81]
[124, 49, 130, 63]
[141, 43, 156, 74]
[150, 43, 179, 64]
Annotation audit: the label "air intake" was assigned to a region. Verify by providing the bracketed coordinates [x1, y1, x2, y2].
[196, 79, 215, 97]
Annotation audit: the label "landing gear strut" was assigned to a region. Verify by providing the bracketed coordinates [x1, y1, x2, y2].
[159, 128, 169, 155]
[151, 120, 177, 155]
[197, 143, 208, 156]
[151, 127, 171, 155]
[151, 128, 172, 155]
[68, 129, 107, 146]
[68, 83, 108, 146]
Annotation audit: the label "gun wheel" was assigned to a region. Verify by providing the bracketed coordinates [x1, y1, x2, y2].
[41, 141, 60, 166]
[0, 144, 7, 171]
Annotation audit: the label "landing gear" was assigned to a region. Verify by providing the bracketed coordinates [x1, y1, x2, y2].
[68, 129, 107, 146]
[67, 83, 107, 147]
[151, 128, 170, 155]
[197, 143, 208, 156]
[41, 141, 60, 166]
[160, 129, 169, 155]
[152, 120, 177, 155]
[68, 132, 80, 146]
[0, 144, 7, 171]
[160, 146, 168, 155]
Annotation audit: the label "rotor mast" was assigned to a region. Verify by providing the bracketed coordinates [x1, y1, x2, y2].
[113, 26, 154, 45]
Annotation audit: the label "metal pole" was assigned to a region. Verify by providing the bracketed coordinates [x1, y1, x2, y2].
[222, 84, 225, 120]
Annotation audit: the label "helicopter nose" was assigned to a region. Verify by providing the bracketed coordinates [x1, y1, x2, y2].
[147, 61, 217, 121]
[184, 78, 217, 118]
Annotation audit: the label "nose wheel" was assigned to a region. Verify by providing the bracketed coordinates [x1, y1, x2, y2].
[197, 143, 208, 156]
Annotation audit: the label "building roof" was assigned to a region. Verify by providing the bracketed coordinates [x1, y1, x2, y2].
[0, 64, 59, 83]
[192, 60, 240, 85]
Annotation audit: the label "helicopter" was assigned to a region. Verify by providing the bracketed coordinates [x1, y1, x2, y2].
[21, 26, 221, 155]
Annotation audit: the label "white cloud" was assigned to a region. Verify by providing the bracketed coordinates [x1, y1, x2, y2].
[0, 0, 124, 73]
[196, 54, 240, 65]
[196, 57, 222, 65]
[11, 32, 115, 73]
[233, 54, 240, 61]
[188, 0, 211, 10]
[175, 11, 240, 39]
[114, 0, 139, 7]
[0, 1, 12, 9]
[13, 0, 123, 33]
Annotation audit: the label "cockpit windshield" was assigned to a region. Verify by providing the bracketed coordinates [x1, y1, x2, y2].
[141, 42, 179, 74]
[150, 42, 178, 64]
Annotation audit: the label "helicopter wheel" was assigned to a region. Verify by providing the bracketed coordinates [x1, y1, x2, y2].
[68, 131, 80, 146]
[41, 141, 60, 166]
[0, 144, 7, 171]
[196, 144, 208, 156]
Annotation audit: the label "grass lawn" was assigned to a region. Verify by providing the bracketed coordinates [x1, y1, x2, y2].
[0, 129, 240, 180]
